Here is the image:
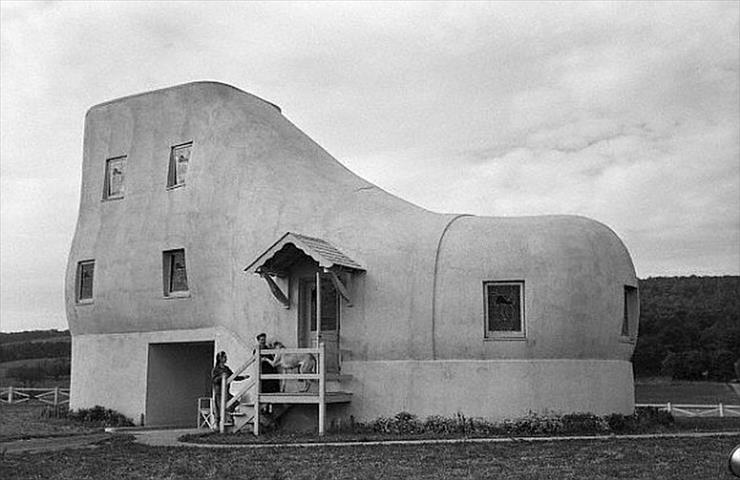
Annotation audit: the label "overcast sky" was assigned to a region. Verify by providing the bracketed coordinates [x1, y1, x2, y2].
[1, 1, 738, 332]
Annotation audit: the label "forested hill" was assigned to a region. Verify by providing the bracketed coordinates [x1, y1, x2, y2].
[633, 276, 739, 380]
[0, 329, 70, 362]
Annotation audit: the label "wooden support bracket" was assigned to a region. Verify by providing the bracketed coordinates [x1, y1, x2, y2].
[260, 273, 290, 308]
[326, 269, 353, 307]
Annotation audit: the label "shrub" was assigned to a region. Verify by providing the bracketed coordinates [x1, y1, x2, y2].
[560, 413, 609, 434]
[329, 409, 675, 437]
[634, 406, 674, 429]
[65, 405, 134, 427]
[502, 411, 564, 436]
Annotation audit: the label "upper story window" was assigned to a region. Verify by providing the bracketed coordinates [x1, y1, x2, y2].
[622, 285, 638, 339]
[484, 281, 525, 339]
[76, 260, 95, 303]
[163, 249, 189, 297]
[167, 142, 192, 188]
[103, 156, 126, 200]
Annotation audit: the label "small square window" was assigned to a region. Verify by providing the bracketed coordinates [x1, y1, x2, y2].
[104, 156, 126, 200]
[163, 249, 189, 296]
[622, 285, 638, 338]
[484, 281, 525, 339]
[167, 143, 192, 188]
[76, 260, 95, 303]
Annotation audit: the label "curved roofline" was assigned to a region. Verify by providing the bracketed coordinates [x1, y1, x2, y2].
[86, 80, 282, 114]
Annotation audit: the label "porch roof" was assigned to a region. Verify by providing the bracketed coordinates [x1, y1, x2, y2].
[244, 232, 365, 276]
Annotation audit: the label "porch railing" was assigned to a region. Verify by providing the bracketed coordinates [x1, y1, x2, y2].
[636, 403, 740, 417]
[0, 387, 70, 406]
[219, 342, 327, 435]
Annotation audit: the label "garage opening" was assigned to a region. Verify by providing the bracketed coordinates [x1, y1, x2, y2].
[145, 341, 214, 427]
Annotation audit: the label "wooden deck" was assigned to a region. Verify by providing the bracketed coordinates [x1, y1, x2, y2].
[259, 391, 352, 404]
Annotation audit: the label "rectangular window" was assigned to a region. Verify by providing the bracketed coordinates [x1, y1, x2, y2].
[104, 156, 126, 199]
[167, 143, 192, 188]
[76, 260, 95, 303]
[622, 285, 638, 338]
[484, 281, 525, 339]
[163, 249, 189, 296]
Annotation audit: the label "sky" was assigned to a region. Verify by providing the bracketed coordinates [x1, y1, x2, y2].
[1, 1, 738, 332]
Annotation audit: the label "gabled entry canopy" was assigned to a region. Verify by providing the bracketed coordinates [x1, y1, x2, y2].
[244, 232, 365, 277]
[245, 232, 364, 308]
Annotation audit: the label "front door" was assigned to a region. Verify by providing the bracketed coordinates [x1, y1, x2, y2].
[298, 275, 340, 373]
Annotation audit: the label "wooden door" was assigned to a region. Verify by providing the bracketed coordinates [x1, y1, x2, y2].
[298, 275, 340, 372]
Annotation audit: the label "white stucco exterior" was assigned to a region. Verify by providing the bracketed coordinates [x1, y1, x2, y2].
[66, 81, 638, 427]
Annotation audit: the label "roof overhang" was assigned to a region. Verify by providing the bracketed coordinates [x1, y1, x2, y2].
[244, 232, 365, 277]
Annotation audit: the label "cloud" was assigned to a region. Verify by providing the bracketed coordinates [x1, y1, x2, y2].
[0, 1, 738, 330]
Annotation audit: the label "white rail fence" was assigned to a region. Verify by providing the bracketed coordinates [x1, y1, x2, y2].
[636, 403, 740, 417]
[0, 387, 70, 406]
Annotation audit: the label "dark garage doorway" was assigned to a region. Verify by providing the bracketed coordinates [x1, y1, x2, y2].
[146, 341, 214, 427]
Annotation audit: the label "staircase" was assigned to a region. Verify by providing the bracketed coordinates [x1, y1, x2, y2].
[211, 342, 352, 435]
[224, 402, 291, 433]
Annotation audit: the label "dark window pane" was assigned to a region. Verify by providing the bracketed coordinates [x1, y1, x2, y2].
[78, 261, 94, 300]
[623, 286, 637, 336]
[169, 144, 191, 186]
[169, 250, 188, 292]
[105, 156, 126, 198]
[320, 277, 338, 331]
[309, 277, 339, 332]
[487, 283, 521, 332]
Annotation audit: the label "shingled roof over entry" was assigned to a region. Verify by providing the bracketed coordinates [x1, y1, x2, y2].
[244, 232, 365, 276]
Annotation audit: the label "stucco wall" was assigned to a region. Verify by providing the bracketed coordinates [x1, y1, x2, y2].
[342, 359, 634, 420]
[69, 327, 244, 425]
[66, 81, 639, 422]
[434, 215, 638, 361]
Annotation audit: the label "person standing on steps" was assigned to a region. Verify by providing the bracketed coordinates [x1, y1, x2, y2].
[212, 351, 246, 424]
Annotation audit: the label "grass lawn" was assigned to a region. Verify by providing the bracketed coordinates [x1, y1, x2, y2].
[0, 404, 100, 441]
[635, 380, 740, 405]
[2, 433, 739, 480]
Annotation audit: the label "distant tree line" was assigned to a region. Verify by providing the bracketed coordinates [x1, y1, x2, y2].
[6, 358, 71, 386]
[0, 340, 71, 363]
[632, 276, 739, 381]
[0, 329, 70, 344]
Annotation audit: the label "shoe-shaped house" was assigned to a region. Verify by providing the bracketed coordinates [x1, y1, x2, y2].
[66, 81, 639, 428]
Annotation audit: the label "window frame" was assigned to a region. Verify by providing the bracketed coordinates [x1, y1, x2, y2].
[76, 260, 95, 304]
[621, 285, 638, 342]
[162, 249, 190, 298]
[483, 280, 526, 340]
[103, 155, 127, 200]
[166, 142, 192, 189]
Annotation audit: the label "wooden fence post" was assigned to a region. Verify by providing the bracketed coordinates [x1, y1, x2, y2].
[8, 386, 13, 404]
[254, 345, 261, 436]
[719, 403, 725, 418]
[319, 342, 326, 436]
[219, 373, 227, 433]
[54, 387, 59, 406]
[667, 402, 672, 414]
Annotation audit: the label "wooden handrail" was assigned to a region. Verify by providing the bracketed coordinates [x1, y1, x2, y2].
[260, 373, 321, 380]
[257, 347, 321, 355]
[226, 379, 256, 409]
[228, 355, 256, 383]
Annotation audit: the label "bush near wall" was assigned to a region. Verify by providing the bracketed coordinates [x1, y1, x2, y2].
[333, 408, 674, 437]
[41, 405, 134, 427]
